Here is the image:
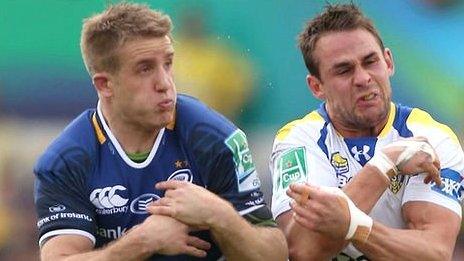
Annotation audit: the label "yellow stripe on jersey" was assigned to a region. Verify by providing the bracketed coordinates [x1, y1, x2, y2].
[276, 111, 324, 141]
[378, 102, 396, 138]
[407, 108, 460, 145]
[92, 113, 106, 144]
[166, 110, 176, 130]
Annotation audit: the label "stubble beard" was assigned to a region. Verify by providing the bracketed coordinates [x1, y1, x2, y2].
[337, 99, 390, 131]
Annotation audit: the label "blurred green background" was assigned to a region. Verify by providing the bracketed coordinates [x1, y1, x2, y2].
[1, 0, 463, 259]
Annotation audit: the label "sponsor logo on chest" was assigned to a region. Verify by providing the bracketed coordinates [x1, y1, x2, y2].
[90, 185, 129, 215]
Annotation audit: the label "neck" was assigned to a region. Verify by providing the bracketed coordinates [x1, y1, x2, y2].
[100, 102, 160, 154]
[328, 107, 390, 139]
[332, 123, 384, 138]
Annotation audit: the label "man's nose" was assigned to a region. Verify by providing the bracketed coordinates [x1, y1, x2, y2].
[353, 67, 371, 87]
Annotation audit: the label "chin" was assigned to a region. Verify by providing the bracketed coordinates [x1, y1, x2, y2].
[157, 113, 175, 127]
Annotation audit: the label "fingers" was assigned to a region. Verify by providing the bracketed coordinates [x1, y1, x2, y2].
[156, 180, 188, 190]
[150, 196, 171, 206]
[187, 236, 211, 251]
[299, 186, 311, 205]
[146, 205, 175, 217]
[180, 236, 211, 258]
[188, 225, 209, 232]
[293, 212, 314, 230]
[290, 201, 310, 219]
[288, 183, 319, 205]
[182, 245, 208, 258]
[421, 161, 442, 186]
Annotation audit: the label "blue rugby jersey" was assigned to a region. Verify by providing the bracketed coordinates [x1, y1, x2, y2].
[34, 95, 268, 260]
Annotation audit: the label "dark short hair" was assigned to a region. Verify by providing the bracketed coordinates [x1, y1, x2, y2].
[298, 4, 384, 78]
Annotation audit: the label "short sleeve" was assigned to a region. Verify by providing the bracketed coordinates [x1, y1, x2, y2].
[34, 148, 97, 247]
[190, 124, 266, 218]
[403, 134, 464, 217]
[270, 140, 337, 219]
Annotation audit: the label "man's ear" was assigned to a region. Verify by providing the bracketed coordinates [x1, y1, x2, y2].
[92, 72, 113, 98]
[384, 48, 395, 77]
[307, 74, 325, 100]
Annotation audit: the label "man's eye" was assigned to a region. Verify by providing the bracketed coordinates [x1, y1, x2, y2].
[365, 58, 378, 65]
[141, 65, 151, 72]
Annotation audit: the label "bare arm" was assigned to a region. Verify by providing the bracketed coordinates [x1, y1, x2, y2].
[283, 138, 445, 259]
[354, 202, 460, 261]
[276, 211, 345, 260]
[40, 214, 211, 261]
[209, 201, 288, 261]
[150, 180, 288, 261]
[279, 163, 390, 260]
[41, 231, 149, 261]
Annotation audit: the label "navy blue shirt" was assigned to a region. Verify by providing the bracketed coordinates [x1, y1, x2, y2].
[34, 95, 270, 260]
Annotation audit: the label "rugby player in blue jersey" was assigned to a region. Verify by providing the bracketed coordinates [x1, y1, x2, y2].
[33, 3, 287, 260]
[270, 3, 463, 261]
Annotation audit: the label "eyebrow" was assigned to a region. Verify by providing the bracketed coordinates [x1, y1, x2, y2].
[330, 60, 353, 74]
[133, 51, 174, 66]
[363, 51, 378, 61]
[331, 51, 379, 71]
[165, 52, 174, 59]
[134, 59, 153, 67]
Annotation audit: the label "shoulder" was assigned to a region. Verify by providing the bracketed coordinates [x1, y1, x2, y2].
[274, 108, 327, 147]
[392, 104, 458, 142]
[404, 106, 460, 145]
[174, 94, 238, 142]
[34, 110, 97, 176]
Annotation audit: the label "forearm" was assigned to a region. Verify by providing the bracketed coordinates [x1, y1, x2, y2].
[354, 222, 452, 261]
[42, 230, 152, 261]
[210, 206, 288, 261]
[343, 164, 390, 212]
[285, 217, 345, 260]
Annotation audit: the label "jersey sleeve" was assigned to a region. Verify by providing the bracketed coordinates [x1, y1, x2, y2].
[270, 123, 338, 219]
[191, 125, 267, 213]
[176, 95, 274, 225]
[34, 147, 97, 247]
[402, 133, 464, 217]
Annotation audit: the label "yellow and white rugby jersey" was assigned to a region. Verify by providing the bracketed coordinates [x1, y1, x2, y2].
[271, 103, 464, 259]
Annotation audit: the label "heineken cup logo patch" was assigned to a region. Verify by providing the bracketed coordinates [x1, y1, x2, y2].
[225, 130, 259, 192]
[276, 147, 307, 190]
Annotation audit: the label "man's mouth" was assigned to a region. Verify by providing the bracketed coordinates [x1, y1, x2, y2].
[361, 93, 376, 101]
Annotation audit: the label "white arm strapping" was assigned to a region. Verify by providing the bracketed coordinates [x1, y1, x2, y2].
[321, 187, 373, 243]
[390, 140, 436, 168]
[367, 150, 398, 181]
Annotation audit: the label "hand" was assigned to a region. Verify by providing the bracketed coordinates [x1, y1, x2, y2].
[148, 180, 234, 228]
[382, 137, 441, 185]
[133, 214, 211, 257]
[287, 183, 350, 240]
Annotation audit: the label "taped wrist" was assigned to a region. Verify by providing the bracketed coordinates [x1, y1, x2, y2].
[343, 194, 373, 243]
[367, 150, 398, 181]
[321, 187, 373, 243]
[391, 140, 436, 169]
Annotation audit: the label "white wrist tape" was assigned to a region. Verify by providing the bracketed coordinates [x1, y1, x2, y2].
[321, 187, 373, 243]
[390, 140, 436, 169]
[343, 194, 373, 242]
[367, 150, 398, 181]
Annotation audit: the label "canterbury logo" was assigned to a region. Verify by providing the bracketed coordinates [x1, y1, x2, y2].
[90, 185, 129, 209]
[351, 145, 371, 162]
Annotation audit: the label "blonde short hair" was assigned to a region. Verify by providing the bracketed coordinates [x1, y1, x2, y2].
[80, 2, 172, 76]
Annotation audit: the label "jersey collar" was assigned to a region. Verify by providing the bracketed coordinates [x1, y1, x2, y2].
[95, 101, 165, 169]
